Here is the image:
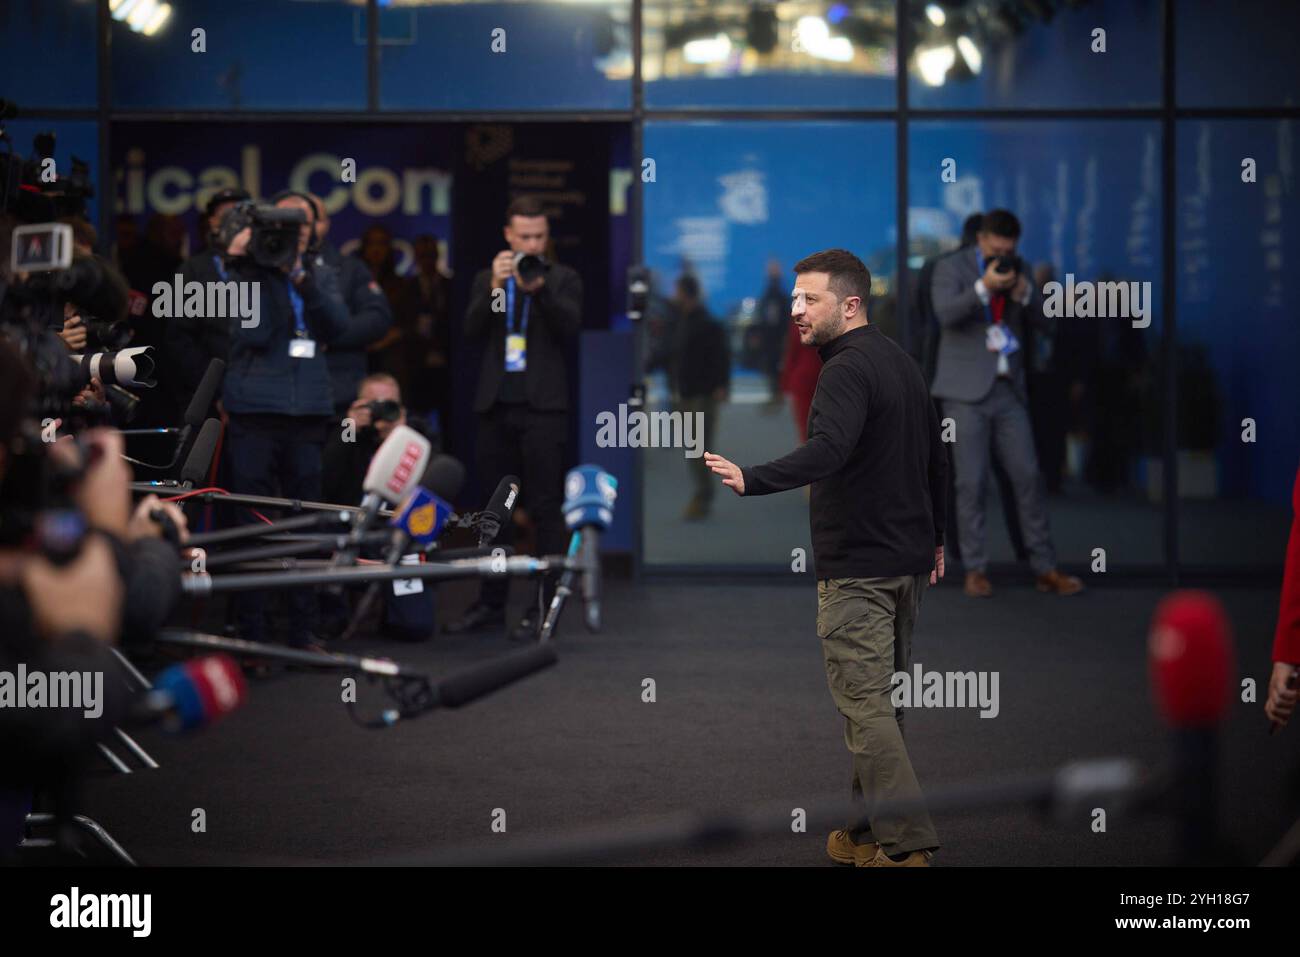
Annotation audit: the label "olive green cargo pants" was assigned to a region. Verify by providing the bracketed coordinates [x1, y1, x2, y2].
[817, 574, 941, 855]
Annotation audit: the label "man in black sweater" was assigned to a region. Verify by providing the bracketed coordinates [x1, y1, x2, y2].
[705, 248, 945, 868]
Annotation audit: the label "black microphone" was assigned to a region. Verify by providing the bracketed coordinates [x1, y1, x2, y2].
[477, 475, 520, 547]
[170, 358, 226, 471]
[180, 418, 222, 489]
[435, 643, 558, 708]
[186, 358, 226, 427]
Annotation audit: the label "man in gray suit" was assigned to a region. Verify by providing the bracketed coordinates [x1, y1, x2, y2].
[930, 209, 1082, 598]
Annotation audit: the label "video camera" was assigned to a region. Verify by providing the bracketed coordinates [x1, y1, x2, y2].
[1, 113, 152, 426]
[216, 200, 307, 271]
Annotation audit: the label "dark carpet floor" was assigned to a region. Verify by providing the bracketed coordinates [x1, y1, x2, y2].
[76, 578, 1300, 866]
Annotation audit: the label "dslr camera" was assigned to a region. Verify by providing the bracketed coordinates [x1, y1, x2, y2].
[366, 398, 402, 423]
[217, 200, 307, 271]
[990, 254, 1024, 276]
[513, 251, 549, 284]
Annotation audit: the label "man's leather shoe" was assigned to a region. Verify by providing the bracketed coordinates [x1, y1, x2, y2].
[826, 829, 879, 865]
[442, 603, 505, 635]
[509, 612, 541, 643]
[963, 570, 993, 597]
[858, 847, 934, 868]
[1036, 569, 1084, 596]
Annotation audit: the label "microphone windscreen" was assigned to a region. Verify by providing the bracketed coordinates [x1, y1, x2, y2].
[180, 418, 222, 487]
[563, 464, 618, 532]
[437, 643, 557, 709]
[421, 453, 466, 502]
[362, 425, 432, 505]
[480, 475, 521, 543]
[1149, 590, 1235, 728]
[153, 654, 246, 731]
[186, 358, 226, 427]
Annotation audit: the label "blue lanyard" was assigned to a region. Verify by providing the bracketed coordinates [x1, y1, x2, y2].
[212, 255, 228, 282]
[505, 276, 530, 338]
[287, 278, 306, 336]
[975, 250, 997, 326]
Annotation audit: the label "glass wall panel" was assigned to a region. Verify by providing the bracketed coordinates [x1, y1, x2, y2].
[1175, 119, 1299, 567]
[906, 0, 1160, 110]
[641, 119, 896, 567]
[909, 119, 1164, 570]
[644, 1, 895, 109]
[379, 0, 631, 110]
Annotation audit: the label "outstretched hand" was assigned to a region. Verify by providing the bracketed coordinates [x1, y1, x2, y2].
[704, 452, 745, 496]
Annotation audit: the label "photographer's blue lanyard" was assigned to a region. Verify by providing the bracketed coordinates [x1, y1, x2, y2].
[975, 250, 995, 326]
[287, 278, 307, 338]
[504, 276, 530, 372]
[505, 276, 531, 339]
[212, 255, 228, 282]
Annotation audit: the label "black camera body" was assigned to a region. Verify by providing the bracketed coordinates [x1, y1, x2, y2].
[514, 252, 549, 284]
[366, 399, 402, 423]
[218, 201, 307, 271]
[991, 254, 1024, 275]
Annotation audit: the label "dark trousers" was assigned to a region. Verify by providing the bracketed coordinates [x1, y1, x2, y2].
[476, 403, 568, 612]
[227, 414, 325, 645]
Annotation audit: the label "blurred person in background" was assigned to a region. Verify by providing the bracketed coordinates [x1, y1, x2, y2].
[400, 233, 452, 438]
[670, 273, 731, 521]
[357, 224, 408, 387]
[297, 193, 394, 419]
[930, 208, 1081, 599]
[167, 187, 251, 410]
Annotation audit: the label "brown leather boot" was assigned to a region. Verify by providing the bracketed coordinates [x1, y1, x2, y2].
[1036, 569, 1084, 596]
[963, 570, 993, 597]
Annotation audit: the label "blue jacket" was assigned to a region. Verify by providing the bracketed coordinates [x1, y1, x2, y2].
[221, 260, 350, 416]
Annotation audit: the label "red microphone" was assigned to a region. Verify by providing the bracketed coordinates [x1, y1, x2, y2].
[138, 654, 247, 733]
[1148, 590, 1235, 728]
[1148, 590, 1235, 864]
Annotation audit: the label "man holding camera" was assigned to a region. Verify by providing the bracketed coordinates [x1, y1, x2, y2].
[930, 209, 1081, 598]
[322, 372, 407, 507]
[449, 195, 583, 642]
[221, 197, 350, 648]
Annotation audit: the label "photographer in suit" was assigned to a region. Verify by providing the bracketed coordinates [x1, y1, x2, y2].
[448, 195, 583, 642]
[930, 209, 1081, 598]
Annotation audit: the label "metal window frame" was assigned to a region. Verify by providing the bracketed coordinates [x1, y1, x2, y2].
[17, 0, 1295, 584]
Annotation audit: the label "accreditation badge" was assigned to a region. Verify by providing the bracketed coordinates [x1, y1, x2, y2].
[288, 337, 317, 359]
[505, 332, 527, 372]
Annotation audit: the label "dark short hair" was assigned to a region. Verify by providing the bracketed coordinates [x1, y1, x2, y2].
[505, 195, 547, 224]
[792, 248, 872, 304]
[676, 273, 701, 300]
[980, 209, 1021, 239]
[960, 213, 982, 246]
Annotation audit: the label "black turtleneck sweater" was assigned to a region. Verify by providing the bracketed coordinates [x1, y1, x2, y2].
[741, 324, 946, 579]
